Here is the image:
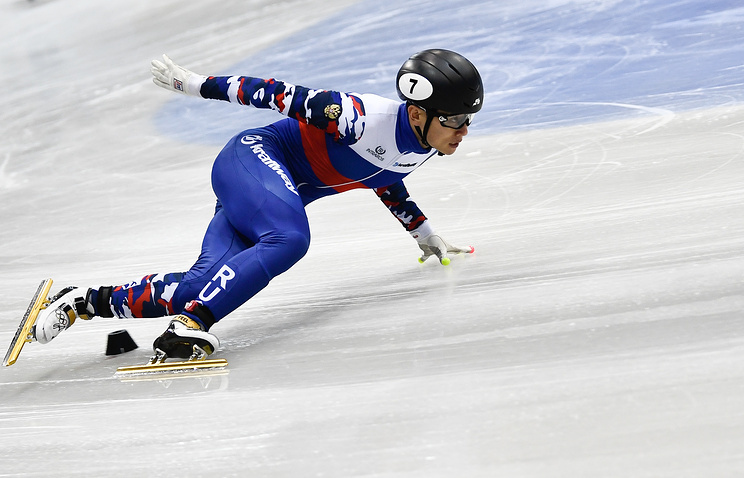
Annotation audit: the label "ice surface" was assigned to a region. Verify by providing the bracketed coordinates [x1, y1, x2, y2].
[1, 0, 743, 477]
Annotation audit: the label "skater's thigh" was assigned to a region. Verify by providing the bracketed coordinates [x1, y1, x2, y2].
[172, 209, 253, 312]
[211, 133, 310, 241]
[171, 134, 311, 314]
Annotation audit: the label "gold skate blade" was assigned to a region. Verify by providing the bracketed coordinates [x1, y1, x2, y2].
[115, 358, 228, 376]
[3, 279, 54, 367]
[117, 367, 229, 383]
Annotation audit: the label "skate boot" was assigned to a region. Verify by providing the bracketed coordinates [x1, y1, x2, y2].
[152, 314, 219, 360]
[33, 286, 95, 344]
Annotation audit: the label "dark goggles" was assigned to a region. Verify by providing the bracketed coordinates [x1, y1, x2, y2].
[437, 112, 474, 129]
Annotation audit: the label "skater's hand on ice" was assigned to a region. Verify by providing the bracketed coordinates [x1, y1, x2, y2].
[151, 54, 206, 96]
[411, 222, 474, 265]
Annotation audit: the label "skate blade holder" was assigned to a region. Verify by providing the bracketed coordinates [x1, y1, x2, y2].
[148, 345, 208, 364]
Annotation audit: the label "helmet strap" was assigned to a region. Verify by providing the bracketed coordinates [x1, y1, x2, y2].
[409, 103, 443, 154]
[424, 110, 447, 155]
[413, 106, 436, 149]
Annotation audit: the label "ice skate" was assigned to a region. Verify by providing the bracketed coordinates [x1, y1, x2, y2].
[152, 315, 219, 360]
[33, 286, 94, 344]
[116, 304, 225, 378]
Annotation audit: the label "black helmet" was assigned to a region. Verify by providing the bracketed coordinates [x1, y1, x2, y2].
[396, 49, 483, 149]
[396, 49, 483, 114]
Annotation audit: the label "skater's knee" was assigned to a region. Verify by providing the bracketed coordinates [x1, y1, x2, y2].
[275, 229, 310, 263]
[284, 229, 310, 258]
[258, 229, 310, 276]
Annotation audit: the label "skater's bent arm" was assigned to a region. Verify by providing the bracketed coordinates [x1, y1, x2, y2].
[374, 181, 428, 233]
[376, 182, 474, 265]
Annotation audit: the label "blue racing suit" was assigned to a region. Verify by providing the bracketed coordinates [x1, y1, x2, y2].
[102, 75, 438, 327]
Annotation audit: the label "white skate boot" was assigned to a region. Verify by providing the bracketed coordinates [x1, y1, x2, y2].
[33, 286, 94, 344]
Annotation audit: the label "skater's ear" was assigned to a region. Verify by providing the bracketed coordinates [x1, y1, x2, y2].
[408, 104, 426, 124]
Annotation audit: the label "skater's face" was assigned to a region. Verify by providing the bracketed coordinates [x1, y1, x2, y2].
[408, 105, 469, 155]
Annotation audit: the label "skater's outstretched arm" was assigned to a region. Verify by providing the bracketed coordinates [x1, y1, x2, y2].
[150, 54, 365, 144]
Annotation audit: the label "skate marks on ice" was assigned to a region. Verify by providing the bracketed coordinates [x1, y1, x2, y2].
[455, 104, 744, 220]
[1, 0, 744, 477]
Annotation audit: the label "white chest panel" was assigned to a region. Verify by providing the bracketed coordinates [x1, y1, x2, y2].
[348, 94, 433, 174]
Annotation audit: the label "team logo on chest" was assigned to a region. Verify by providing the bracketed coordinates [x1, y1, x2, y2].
[366, 145, 386, 161]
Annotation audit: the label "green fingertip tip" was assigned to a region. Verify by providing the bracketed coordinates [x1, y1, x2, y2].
[441, 257, 451, 266]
